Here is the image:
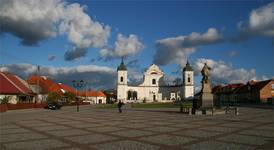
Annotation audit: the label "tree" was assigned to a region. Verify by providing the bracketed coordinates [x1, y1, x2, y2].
[47, 92, 61, 103]
[64, 92, 76, 104]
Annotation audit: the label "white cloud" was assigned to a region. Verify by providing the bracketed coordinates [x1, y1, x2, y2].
[100, 34, 144, 59]
[0, 63, 116, 89]
[153, 28, 223, 67]
[0, 0, 110, 60]
[236, 2, 274, 40]
[193, 58, 258, 84]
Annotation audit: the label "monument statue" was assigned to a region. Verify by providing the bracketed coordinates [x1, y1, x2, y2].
[198, 63, 214, 109]
[201, 63, 211, 83]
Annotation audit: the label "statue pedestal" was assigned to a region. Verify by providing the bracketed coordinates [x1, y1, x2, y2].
[199, 81, 213, 109]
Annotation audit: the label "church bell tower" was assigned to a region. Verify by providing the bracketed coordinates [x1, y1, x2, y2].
[183, 61, 194, 100]
[117, 59, 128, 102]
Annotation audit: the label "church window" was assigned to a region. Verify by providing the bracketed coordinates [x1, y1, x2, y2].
[152, 79, 156, 85]
[120, 76, 123, 82]
[188, 77, 191, 82]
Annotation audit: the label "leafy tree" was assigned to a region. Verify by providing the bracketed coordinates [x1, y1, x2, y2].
[47, 92, 61, 103]
[64, 92, 76, 104]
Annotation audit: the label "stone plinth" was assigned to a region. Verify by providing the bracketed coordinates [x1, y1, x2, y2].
[199, 81, 213, 109]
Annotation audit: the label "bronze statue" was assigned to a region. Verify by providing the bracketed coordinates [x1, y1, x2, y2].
[201, 63, 211, 83]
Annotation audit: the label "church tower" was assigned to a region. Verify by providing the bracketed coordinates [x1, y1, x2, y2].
[117, 59, 128, 102]
[183, 61, 194, 100]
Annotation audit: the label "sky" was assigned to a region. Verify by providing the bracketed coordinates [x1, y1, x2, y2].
[0, 0, 273, 90]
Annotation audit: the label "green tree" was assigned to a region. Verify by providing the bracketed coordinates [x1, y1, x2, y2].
[64, 92, 76, 104]
[47, 92, 61, 103]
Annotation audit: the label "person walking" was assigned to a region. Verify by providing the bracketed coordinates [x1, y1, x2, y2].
[117, 100, 124, 113]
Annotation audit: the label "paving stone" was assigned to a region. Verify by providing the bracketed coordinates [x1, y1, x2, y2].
[218, 134, 270, 146]
[95, 140, 159, 150]
[0, 132, 46, 143]
[169, 123, 201, 128]
[33, 125, 71, 131]
[140, 134, 196, 146]
[219, 122, 255, 128]
[186, 141, 254, 150]
[47, 129, 89, 137]
[118, 123, 151, 129]
[145, 126, 180, 133]
[0, 128, 31, 135]
[18, 122, 54, 127]
[4, 139, 69, 150]
[0, 124, 19, 130]
[199, 126, 238, 133]
[86, 126, 122, 133]
[66, 133, 117, 144]
[111, 129, 154, 138]
[239, 129, 274, 138]
[254, 125, 274, 131]
[59, 148, 82, 150]
[173, 129, 222, 138]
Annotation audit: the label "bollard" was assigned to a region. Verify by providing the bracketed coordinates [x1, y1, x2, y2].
[235, 107, 239, 115]
[188, 108, 192, 115]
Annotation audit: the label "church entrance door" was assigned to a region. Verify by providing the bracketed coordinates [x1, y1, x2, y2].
[153, 95, 156, 101]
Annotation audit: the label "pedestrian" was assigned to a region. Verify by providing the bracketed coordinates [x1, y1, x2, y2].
[117, 100, 124, 113]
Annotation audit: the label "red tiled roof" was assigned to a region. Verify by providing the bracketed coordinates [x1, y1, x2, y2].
[27, 75, 56, 93]
[27, 75, 76, 95]
[212, 83, 244, 94]
[236, 79, 273, 94]
[79, 90, 106, 97]
[0, 72, 33, 95]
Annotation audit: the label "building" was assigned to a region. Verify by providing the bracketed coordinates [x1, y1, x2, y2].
[27, 75, 76, 103]
[212, 79, 274, 104]
[0, 72, 34, 104]
[80, 90, 106, 104]
[117, 60, 194, 103]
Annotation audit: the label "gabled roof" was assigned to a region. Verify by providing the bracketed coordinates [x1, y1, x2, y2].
[235, 79, 273, 94]
[27, 75, 76, 95]
[79, 90, 106, 97]
[27, 75, 56, 94]
[0, 72, 33, 95]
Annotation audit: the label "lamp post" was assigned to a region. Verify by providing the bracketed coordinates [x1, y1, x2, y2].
[72, 80, 85, 112]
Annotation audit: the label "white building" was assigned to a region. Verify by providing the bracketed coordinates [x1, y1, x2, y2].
[117, 60, 194, 103]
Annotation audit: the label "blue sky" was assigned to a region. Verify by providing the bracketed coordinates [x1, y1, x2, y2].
[0, 0, 273, 89]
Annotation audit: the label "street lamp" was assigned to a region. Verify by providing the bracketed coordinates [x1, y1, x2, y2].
[72, 80, 85, 112]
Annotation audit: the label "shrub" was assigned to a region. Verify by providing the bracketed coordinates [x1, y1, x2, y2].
[47, 92, 61, 103]
[0, 96, 11, 104]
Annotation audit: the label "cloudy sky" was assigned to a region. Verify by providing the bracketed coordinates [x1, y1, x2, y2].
[0, 0, 273, 90]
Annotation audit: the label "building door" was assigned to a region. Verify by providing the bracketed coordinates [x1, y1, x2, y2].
[153, 95, 156, 101]
[99, 99, 102, 104]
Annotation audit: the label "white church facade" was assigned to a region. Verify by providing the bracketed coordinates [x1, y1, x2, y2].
[117, 60, 194, 103]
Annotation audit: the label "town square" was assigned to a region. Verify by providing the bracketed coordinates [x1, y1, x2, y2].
[0, 0, 273, 149]
[1, 105, 273, 150]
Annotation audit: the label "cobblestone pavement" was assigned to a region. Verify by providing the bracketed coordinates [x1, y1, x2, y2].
[0, 105, 273, 150]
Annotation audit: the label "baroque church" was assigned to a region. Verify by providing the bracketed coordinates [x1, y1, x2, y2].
[117, 60, 194, 103]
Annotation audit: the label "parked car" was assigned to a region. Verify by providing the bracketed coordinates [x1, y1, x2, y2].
[44, 102, 62, 110]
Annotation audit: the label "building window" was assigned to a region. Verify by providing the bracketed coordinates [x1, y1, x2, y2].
[188, 77, 191, 83]
[120, 76, 123, 82]
[152, 79, 156, 85]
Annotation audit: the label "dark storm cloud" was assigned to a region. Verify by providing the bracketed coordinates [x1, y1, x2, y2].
[64, 48, 87, 61]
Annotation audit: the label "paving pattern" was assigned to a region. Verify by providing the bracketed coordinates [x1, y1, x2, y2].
[0, 105, 273, 150]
